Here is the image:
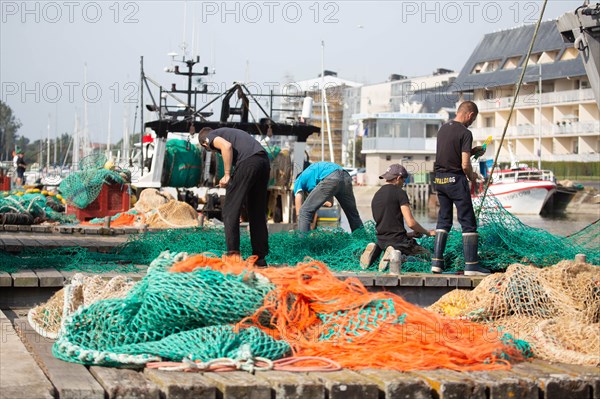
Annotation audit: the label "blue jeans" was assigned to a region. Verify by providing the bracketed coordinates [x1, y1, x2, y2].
[298, 169, 363, 232]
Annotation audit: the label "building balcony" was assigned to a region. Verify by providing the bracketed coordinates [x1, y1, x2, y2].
[362, 137, 437, 152]
[472, 121, 600, 139]
[476, 88, 596, 111]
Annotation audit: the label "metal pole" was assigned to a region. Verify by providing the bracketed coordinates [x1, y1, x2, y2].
[538, 63, 542, 170]
[46, 114, 50, 171]
[321, 40, 325, 162]
[140, 56, 145, 170]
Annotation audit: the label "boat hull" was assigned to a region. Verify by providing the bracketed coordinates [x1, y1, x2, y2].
[475, 181, 556, 215]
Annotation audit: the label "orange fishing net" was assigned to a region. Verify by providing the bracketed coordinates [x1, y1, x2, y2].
[170, 254, 527, 371]
[80, 212, 143, 227]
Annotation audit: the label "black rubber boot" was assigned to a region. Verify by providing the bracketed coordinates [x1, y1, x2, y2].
[430, 229, 448, 273]
[463, 232, 490, 276]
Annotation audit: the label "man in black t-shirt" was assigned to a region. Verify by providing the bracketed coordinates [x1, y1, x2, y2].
[360, 164, 434, 271]
[199, 127, 270, 267]
[431, 101, 489, 276]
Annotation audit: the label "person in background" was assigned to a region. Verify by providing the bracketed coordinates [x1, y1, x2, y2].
[431, 101, 489, 276]
[294, 161, 363, 233]
[15, 149, 26, 187]
[360, 164, 435, 271]
[198, 127, 270, 267]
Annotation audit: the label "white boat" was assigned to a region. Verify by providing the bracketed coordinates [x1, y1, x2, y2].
[475, 166, 557, 215]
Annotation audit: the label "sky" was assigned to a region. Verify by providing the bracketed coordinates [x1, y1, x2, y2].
[0, 0, 580, 146]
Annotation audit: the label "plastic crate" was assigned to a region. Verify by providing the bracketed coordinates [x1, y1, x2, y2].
[67, 183, 130, 221]
[1, 175, 10, 191]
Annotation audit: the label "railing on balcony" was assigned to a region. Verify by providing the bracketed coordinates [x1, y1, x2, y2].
[472, 121, 600, 139]
[476, 88, 596, 110]
[362, 137, 437, 152]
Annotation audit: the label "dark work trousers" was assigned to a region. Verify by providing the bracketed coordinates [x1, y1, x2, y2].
[435, 172, 477, 233]
[222, 152, 270, 259]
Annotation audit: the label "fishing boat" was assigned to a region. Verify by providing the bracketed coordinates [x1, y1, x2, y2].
[476, 166, 557, 215]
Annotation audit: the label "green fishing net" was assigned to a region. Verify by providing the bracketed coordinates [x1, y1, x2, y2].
[163, 139, 203, 187]
[52, 251, 289, 366]
[0, 192, 74, 224]
[1, 197, 598, 274]
[59, 154, 127, 209]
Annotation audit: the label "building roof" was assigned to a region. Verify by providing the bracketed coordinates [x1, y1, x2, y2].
[287, 75, 363, 93]
[453, 20, 586, 92]
[408, 89, 460, 113]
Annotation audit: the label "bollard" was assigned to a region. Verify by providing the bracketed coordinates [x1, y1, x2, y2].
[389, 250, 402, 274]
[575, 254, 587, 263]
[103, 216, 111, 229]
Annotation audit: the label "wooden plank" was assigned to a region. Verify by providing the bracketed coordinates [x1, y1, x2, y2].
[59, 270, 78, 281]
[335, 273, 375, 287]
[410, 369, 486, 399]
[423, 276, 448, 287]
[357, 369, 432, 399]
[34, 237, 63, 249]
[374, 275, 399, 287]
[0, 311, 54, 399]
[255, 370, 325, 399]
[2, 237, 23, 252]
[545, 362, 600, 399]
[31, 225, 53, 233]
[0, 271, 12, 286]
[16, 236, 44, 248]
[511, 361, 591, 399]
[399, 275, 424, 286]
[13, 316, 105, 399]
[58, 226, 75, 234]
[200, 371, 271, 399]
[89, 366, 160, 399]
[309, 369, 378, 399]
[143, 369, 216, 399]
[34, 268, 65, 287]
[447, 276, 473, 288]
[471, 277, 484, 287]
[464, 370, 539, 399]
[11, 269, 39, 287]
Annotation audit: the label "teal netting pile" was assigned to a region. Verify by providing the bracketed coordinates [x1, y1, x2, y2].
[0, 192, 74, 224]
[567, 219, 600, 259]
[0, 196, 598, 274]
[163, 139, 203, 187]
[59, 154, 127, 209]
[52, 252, 289, 366]
[318, 298, 406, 340]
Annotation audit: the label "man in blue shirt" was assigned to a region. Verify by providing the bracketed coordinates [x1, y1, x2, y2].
[294, 162, 363, 232]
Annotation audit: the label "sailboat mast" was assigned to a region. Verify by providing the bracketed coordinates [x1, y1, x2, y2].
[73, 113, 80, 169]
[107, 103, 112, 159]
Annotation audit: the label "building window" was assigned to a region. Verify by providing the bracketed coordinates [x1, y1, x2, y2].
[560, 47, 579, 61]
[386, 155, 391, 161]
[425, 124, 438, 138]
[503, 56, 521, 70]
[573, 139, 579, 154]
[471, 63, 484, 74]
[485, 117, 494, 128]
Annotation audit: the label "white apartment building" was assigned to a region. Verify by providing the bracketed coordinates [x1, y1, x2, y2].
[453, 20, 599, 164]
[344, 70, 460, 184]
